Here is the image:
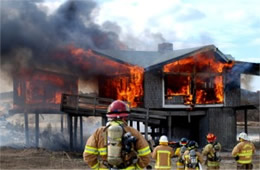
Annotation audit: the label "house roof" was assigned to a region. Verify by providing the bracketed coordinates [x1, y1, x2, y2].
[92, 44, 232, 70]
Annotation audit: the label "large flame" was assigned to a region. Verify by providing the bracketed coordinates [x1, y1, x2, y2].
[111, 66, 144, 107]
[15, 69, 77, 107]
[165, 75, 192, 104]
[66, 46, 144, 107]
[163, 51, 233, 105]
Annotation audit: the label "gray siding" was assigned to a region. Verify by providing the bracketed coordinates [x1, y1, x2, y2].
[199, 114, 209, 147]
[168, 110, 206, 145]
[224, 73, 241, 107]
[144, 71, 163, 108]
[207, 108, 236, 150]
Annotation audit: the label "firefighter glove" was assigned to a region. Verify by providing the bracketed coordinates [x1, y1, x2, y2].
[235, 155, 239, 161]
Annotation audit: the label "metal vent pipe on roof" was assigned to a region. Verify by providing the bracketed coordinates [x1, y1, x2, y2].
[158, 42, 173, 52]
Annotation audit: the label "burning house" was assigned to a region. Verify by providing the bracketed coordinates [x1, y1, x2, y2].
[13, 69, 78, 112]
[1, 0, 259, 152]
[60, 43, 259, 149]
[3, 42, 259, 150]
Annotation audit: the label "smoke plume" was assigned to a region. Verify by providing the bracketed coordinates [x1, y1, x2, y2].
[1, 0, 125, 78]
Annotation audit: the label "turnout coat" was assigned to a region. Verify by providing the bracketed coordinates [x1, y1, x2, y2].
[83, 120, 151, 169]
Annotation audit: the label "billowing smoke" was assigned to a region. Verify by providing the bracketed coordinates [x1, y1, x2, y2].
[1, 0, 125, 149]
[225, 62, 255, 90]
[1, 0, 125, 78]
[122, 29, 167, 51]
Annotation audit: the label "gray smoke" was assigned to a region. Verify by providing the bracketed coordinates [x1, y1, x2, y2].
[1, 0, 125, 77]
[226, 62, 255, 90]
[123, 29, 167, 51]
[241, 74, 253, 90]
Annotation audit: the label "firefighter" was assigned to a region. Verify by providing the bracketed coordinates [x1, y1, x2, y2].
[232, 132, 256, 170]
[202, 133, 222, 170]
[83, 100, 151, 169]
[152, 135, 174, 170]
[183, 140, 204, 170]
[175, 137, 189, 170]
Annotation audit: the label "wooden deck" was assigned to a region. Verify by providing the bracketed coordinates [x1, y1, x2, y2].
[60, 93, 168, 125]
[60, 93, 170, 150]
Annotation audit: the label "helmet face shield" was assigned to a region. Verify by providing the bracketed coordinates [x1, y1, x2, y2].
[180, 137, 188, 146]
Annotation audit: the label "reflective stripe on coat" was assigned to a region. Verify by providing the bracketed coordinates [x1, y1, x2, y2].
[232, 141, 255, 164]
[83, 120, 151, 169]
[152, 144, 174, 170]
[175, 147, 186, 170]
[202, 142, 221, 167]
[183, 150, 204, 170]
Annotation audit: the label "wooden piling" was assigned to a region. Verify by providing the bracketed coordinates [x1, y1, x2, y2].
[167, 116, 172, 140]
[35, 113, 39, 148]
[80, 116, 83, 149]
[137, 121, 140, 131]
[68, 115, 73, 150]
[74, 116, 78, 148]
[244, 109, 248, 133]
[145, 108, 149, 140]
[61, 114, 64, 133]
[24, 113, 29, 146]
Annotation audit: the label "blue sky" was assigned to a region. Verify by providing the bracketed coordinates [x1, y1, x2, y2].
[96, 0, 260, 61]
[35, 0, 260, 91]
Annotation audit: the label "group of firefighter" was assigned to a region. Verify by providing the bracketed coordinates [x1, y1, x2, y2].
[83, 100, 256, 170]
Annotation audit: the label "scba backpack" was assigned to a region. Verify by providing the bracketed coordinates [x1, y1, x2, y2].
[208, 143, 221, 162]
[178, 145, 187, 163]
[187, 149, 199, 169]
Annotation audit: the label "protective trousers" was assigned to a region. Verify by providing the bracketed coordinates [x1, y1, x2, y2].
[207, 166, 220, 170]
[237, 163, 253, 170]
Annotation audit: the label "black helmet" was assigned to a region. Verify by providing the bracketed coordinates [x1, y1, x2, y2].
[188, 140, 198, 150]
[180, 137, 188, 146]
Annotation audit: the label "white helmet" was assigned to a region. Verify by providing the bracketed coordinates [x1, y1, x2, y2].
[238, 132, 249, 141]
[159, 135, 168, 143]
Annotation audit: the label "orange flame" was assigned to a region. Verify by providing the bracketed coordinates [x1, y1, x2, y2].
[16, 69, 77, 106]
[214, 76, 224, 102]
[67, 46, 144, 107]
[163, 51, 233, 105]
[165, 75, 193, 104]
[115, 66, 144, 107]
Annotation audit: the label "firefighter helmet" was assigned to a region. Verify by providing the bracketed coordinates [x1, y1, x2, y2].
[188, 140, 198, 150]
[159, 135, 168, 143]
[180, 137, 188, 146]
[107, 100, 130, 118]
[238, 132, 249, 141]
[207, 133, 217, 143]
